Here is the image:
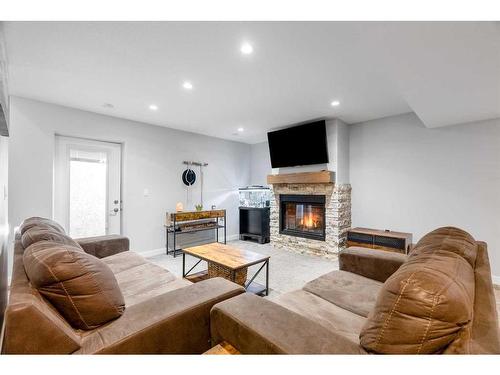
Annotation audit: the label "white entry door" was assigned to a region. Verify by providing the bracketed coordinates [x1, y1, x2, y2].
[54, 136, 122, 238]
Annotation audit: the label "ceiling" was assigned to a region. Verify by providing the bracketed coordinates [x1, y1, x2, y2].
[2, 21, 499, 143]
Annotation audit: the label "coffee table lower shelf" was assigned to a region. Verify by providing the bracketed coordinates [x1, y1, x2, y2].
[184, 269, 268, 296]
[182, 243, 270, 297]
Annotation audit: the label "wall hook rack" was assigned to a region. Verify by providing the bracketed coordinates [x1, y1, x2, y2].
[183, 161, 208, 167]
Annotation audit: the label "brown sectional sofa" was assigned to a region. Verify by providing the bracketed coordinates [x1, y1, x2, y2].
[211, 227, 500, 354]
[2, 217, 244, 354]
[4, 219, 499, 355]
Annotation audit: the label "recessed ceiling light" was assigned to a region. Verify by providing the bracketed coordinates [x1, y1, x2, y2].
[330, 100, 340, 107]
[149, 104, 158, 111]
[240, 43, 253, 55]
[237, 127, 244, 132]
[183, 81, 193, 90]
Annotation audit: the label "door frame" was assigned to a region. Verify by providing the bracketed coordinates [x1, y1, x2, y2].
[54, 135, 123, 236]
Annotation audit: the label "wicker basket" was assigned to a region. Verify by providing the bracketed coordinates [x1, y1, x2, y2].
[208, 262, 247, 286]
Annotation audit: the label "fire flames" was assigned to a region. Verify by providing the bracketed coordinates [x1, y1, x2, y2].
[299, 212, 319, 229]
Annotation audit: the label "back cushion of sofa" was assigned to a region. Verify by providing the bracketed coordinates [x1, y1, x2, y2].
[21, 227, 83, 250]
[23, 241, 125, 330]
[19, 217, 65, 235]
[410, 226, 477, 267]
[359, 227, 476, 354]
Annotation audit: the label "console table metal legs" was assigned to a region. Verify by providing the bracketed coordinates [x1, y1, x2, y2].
[165, 212, 226, 257]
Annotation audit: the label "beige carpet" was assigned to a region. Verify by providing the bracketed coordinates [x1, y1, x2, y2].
[146, 239, 338, 297]
[147, 240, 500, 325]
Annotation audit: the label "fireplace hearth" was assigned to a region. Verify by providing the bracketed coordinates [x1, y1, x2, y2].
[280, 194, 326, 241]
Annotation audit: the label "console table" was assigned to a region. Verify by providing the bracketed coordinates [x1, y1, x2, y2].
[165, 209, 226, 257]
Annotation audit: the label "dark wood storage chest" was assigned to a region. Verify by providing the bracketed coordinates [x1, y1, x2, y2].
[346, 227, 413, 254]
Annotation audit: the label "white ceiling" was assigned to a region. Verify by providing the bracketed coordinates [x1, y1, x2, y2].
[2, 21, 499, 143]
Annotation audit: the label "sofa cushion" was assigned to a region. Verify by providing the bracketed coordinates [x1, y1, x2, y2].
[359, 228, 476, 354]
[21, 227, 83, 250]
[102, 251, 192, 307]
[211, 293, 366, 354]
[76, 235, 130, 258]
[410, 226, 477, 267]
[339, 247, 407, 282]
[19, 217, 65, 235]
[23, 241, 125, 330]
[271, 289, 367, 343]
[101, 251, 149, 274]
[302, 270, 383, 317]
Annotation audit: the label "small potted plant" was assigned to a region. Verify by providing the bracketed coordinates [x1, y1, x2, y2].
[195, 204, 203, 211]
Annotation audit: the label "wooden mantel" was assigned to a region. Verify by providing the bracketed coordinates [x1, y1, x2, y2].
[267, 171, 335, 184]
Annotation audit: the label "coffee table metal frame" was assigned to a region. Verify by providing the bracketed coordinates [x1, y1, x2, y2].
[182, 251, 270, 296]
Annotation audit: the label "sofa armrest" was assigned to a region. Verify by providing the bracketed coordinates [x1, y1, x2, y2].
[210, 293, 365, 354]
[77, 277, 244, 354]
[339, 247, 407, 282]
[76, 235, 129, 258]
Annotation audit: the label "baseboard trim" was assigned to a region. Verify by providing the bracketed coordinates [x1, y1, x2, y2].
[138, 235, 240, 258]
[138, 248, 165, 258]
[492, 275, 500, 288]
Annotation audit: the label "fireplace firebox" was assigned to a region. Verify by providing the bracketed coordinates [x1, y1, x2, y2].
[279, 194, 326, 241]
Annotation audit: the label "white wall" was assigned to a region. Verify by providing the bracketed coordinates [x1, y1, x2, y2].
[0, 135, 8, 331]
[326, 119, 350, 184]
[350, 112, 500, 278]
[8, 96, 250, 254]
[334, 119, 350, 184]
[249, 141, 271, 186]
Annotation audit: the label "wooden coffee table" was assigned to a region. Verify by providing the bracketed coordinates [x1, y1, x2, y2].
[182, 242, 270, 296]
[203, 341, 240, 355]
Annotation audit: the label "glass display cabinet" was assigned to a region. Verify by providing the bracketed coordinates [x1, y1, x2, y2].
[238, 186, 272, 208]
[238, 186, 272, 244]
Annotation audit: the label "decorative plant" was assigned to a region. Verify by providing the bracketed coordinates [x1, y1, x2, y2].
[195, 204, 203, 211]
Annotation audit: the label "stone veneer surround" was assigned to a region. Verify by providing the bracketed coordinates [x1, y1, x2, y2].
[269, 183, 351, 258]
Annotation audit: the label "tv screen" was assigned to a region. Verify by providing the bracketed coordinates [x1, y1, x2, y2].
[267, 120, 329, 168]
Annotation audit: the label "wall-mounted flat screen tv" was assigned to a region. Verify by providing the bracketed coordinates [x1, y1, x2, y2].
[267, 120, 329, 168]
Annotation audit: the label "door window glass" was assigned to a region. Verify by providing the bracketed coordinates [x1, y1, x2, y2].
[69, 149, 108, 238]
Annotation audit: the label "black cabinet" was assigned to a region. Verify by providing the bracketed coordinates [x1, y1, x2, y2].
[239, 207, 270, 244]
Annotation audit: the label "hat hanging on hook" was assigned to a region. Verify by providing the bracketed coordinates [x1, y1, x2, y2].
[182, 162, 197, 186]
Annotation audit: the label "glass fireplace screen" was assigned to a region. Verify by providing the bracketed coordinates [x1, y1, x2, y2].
[283, 203, 324, 235]
[280, 194, 326, 240]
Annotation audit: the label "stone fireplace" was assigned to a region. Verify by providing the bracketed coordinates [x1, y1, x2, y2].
[268, 172, 351, 257]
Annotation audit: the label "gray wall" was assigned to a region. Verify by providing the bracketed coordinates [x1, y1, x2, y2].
[334, 119, 350, 184]
[8, 97, 250, 256]
[349, 112, 500, 279]
[249, 141, 271, 186]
